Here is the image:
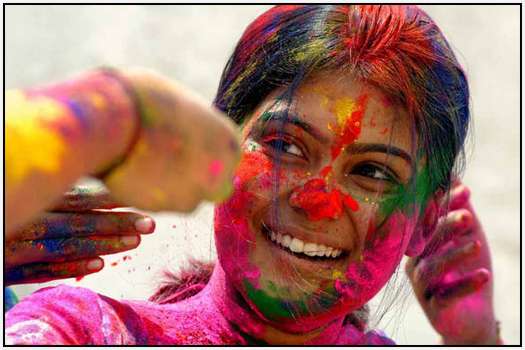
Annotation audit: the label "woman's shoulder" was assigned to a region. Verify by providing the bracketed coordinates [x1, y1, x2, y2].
[361, 329, 396, 345]
[127, 286, 243, 345]
[5, 284, 152, 345]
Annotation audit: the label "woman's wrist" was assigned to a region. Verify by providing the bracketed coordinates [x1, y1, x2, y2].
[93, 67, 143, 179]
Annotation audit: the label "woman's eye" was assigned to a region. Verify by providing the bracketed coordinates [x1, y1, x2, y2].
[352, 163, 396, 182]
[265, 138, 304, 157]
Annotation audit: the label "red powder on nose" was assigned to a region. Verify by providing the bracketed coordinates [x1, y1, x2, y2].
[319, 165, 332, 178]
[343, 194, 359, 211]
[290, 179, 359, 221]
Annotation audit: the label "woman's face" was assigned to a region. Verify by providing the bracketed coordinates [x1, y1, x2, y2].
[215, 73, 426, 332]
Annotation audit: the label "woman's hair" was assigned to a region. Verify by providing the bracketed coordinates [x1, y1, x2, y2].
[214, 5, 470, 193]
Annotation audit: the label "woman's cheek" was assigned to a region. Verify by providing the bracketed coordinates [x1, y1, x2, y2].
[214, 148, 287, 289]
[336, 210, 418, 309]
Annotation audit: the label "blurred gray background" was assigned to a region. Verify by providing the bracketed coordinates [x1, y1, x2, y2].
[5, 5, 520, 345]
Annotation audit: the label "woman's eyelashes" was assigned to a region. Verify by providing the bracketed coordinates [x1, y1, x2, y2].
[350, 162, 399, 184]
[262, 135, 306, 159]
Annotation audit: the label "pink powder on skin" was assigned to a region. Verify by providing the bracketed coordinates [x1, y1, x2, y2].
[337, 211, 418, 307]
[208, 160, 224, 178]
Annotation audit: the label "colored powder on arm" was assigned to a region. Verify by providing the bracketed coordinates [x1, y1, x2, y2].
[208, 160, 224, 178]
[6, 90, 68, 186]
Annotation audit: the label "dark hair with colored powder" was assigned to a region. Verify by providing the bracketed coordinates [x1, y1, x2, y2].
[214, 4, 470, 194]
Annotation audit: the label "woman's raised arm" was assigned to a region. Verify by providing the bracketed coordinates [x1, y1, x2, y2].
[6, 68, 240, 237]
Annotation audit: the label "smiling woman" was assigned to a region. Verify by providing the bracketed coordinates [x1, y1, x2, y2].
[5, 4, 502, 345]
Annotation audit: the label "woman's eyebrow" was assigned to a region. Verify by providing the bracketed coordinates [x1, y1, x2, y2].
[346, 142, 414, 165]
[256, 111, 329, 143]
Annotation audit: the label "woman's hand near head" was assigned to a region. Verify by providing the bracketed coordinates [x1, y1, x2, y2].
[406, 181, 500, 345]
[5, 185, 155, 286]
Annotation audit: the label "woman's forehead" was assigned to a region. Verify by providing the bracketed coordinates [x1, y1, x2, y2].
[245, 74, 416, 154]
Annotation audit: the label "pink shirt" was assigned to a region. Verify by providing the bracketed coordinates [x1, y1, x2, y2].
[5, 285, 395, 345]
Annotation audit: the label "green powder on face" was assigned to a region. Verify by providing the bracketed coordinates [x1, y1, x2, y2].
[244, 279, 338, 320]
[244, 279, 295, 319]
[379, 165, 434, 220]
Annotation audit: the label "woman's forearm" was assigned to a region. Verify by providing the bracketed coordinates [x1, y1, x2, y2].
[6, 69, 138, 235]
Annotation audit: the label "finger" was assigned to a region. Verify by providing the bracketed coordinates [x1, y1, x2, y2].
[425, 268, 490, 307]
[421, 209, 473, 258]
[5, 257, 104, 286]
[414, 240, 481, 283]
[444, 184, 471, 211]
[52, 186, 124, 212]
[11, 212, 155, 240]
[5, 235, 140, 267]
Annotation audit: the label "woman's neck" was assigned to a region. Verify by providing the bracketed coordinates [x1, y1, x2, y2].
[205, 263, 347, 345]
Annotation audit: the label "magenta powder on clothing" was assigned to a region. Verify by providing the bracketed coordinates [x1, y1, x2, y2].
[5, 284, 395, 345]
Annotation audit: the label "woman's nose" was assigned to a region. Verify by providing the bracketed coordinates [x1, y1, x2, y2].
[289, 178, 359, 221]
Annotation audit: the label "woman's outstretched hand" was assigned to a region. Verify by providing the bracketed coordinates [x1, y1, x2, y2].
[103, 68, 240, 213]
[406, 181, 500, 345]
[5, 184, 155, 286]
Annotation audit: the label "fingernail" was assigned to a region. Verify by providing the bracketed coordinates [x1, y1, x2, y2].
[135, 217, 155, 234]
[459, 185, 471, 199]
[86, 259, 103, 271]
[121, 235, 140, 246]
[466, 240, 481, 251]
[473, 269, 490, 287]
[455, 212, 472, 228]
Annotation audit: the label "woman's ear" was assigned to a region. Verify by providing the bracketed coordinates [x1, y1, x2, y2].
[405, 194, 441, 257]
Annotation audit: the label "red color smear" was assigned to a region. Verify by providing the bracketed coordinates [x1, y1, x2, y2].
[122, 255, 132, 261]
[343, 194, 359, 211]
[331, 94, 368, 160]
[319, 165, 332, 178]
[75, 276, 84, 282]
[234, 151, 273, 185]
[208, 159, 224, 178]
[380, 127, 389, 135]
[172, 224, 177, 229]
[290, 179, 359, 221]
[110, 262, 118, 267]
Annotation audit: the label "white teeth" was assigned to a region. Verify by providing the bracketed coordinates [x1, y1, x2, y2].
[304, 242, 318, 256]
[325, 247, 333, 257]
[282, 235, 292, 248]
[317, 244, 327, 257]
[266, 227, 343, 259]
[289, 238, 304, 253]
